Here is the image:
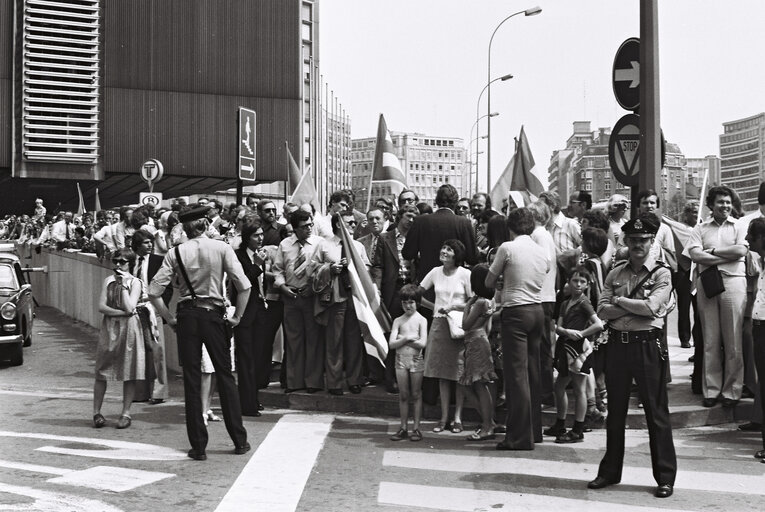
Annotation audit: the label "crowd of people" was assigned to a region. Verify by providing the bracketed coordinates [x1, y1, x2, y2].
[4, 181, 764, 497]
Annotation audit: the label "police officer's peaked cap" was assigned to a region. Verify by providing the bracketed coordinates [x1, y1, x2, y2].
[622, 213, 660, 236]
[178, 205, 211, 223]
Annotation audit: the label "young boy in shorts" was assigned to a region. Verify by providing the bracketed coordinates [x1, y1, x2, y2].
[388, 284, 428, 442]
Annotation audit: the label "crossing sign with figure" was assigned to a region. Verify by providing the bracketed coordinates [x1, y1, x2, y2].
[239, 107, 256, 181]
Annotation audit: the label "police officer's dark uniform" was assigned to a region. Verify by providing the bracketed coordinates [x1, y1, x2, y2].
[149, 206, 251, 461]
[588, 214, 677, 498]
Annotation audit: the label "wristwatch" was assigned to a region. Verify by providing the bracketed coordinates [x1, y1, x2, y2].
[710, 247, 716, 255]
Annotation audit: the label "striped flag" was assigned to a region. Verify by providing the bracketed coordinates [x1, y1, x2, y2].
[76, 182, 86, 215]
[337, 214, 391, 365]
[285, 141, 303, 195]
[291, 165, 322, 215]
[490, 126, 546, 208]
[368, 114, 406, 209]
[662, 215, 693, 272]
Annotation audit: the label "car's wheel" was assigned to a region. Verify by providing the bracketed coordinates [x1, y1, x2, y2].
[9, 343, 23, 366]
[22, 320, 31, 347]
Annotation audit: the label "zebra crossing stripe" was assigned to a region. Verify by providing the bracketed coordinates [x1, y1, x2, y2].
[383, 451, 765, 496]
[215, 414, 334, 512]
[378, 482, 698, 512]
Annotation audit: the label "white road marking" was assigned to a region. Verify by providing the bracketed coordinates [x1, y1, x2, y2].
[383, 451, 765, 495]
[378, 482, 698, 512]
[0, 431, 187, 461]
[0, 482, 123, 512]
[214, 414, 334, 512]
[0, 459, 69, 475]
[48, 466, 174, 492]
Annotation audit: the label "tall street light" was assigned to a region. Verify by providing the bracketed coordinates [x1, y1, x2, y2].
[468, 133, 489, 195]
[470, 111, 499, 190]
[475, 73, 512, 189]
[487, 6, 541, 192]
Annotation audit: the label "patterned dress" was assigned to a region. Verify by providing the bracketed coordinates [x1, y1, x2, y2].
[94, 276, 147, 381]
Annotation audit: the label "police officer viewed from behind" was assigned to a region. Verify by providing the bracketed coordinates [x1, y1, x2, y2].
[588, 213, 677, 498]
[149, 205, 252, 461]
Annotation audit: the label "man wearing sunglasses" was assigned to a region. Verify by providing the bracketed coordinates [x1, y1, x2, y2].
[257, 200, 281, 247]
[316, 190, 352, 240]
[148, 205, 252, 461]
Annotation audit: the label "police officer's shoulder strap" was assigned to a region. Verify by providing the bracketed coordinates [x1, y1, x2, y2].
[627, 264, 664, 299]
[174, 245, 197, 300]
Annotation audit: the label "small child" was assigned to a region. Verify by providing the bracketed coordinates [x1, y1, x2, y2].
[388, 284, 428, 442]
[548, 266, 604, 443]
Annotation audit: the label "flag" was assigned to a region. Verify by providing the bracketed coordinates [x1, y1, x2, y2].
[285, 141, 303, 195]
[76, 183, 86, 215]
[369, 114, 406, 208]
[662, 215, 693, 272]
[489, 126, 546, 209]
[338, 215, 391, 365]
[290, 165, 322, 214]
[94, 187, 102, 212]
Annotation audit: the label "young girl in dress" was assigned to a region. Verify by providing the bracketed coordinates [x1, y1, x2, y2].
[459, 264, 498, 441]
[548, 266, 604, 443]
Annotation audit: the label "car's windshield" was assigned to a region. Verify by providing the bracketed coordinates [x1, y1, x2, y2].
[0, 264, 18, 289]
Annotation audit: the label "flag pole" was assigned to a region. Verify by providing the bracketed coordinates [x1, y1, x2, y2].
[697, 167, 709, 225]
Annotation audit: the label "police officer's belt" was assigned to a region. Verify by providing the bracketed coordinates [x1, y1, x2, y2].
[609, 327, 662, 344]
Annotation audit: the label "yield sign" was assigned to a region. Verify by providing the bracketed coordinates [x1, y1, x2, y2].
[609, 114, 640, 187]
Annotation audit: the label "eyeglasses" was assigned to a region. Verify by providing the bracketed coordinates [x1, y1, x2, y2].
[297, 223, 314, 229]
[401, 197, 416, 204]
[112, 259, 129, 265]
[346, 221, 358, 226]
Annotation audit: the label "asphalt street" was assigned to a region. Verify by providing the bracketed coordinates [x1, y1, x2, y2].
[0, 307, 763, 511]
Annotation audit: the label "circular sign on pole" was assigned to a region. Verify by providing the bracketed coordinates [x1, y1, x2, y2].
[612, 37, 640, 111]
[140, 159, 164, 192]
[609, 114, 641, 187]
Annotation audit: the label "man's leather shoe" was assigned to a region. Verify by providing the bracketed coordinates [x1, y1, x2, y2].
[187, 449, 207, 461]
[702, 397, 717, 407]
[285, 388, 304, 394]
[242, 410, 261, 417]
[234, 442, 251, 455]
[349, 385, 362, 394]
[754, 449, 765, 459]
[328, 389, 343, 396]
[688, 355, 695, 362]
[258, 402, 265, 411]
[742, 387, 755, 399]
[587, 476, 617, 489]
[385, 383, 399, 394]
[680, 341, 691, 348]
[721, 398, 739, 408]
[655, 484, 673, 498]
[739, 422, 762, 432]
[306, 387, 322, 394]
[148, 398, 165, 405]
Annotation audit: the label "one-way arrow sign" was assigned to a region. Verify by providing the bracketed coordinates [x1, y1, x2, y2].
[612, 38, 640, 111]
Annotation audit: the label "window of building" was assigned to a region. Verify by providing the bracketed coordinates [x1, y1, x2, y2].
[445, 177, 449, 183]
[433, 177, 437, 183]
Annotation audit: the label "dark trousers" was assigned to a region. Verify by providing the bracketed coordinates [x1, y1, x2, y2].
[598, 333, 677, 485]
[177, 308, 247, 452]
[690, 293, 704, 394]
[419, 305, 439, 406]
[676, 269, 694, 344]
[540, 302, 555, 406]
[282, 295, 324, 389]
[258, 300, 284, 389]
[501, 304, 543, 449]
[233, 307, 265, 415]
[325, 300, 364, 389]
[753, 322, 765, 448]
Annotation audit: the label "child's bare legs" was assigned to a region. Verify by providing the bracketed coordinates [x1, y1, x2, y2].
[438, 379, 452, 426]
[571, 373, 588, 422]
[93, 380, 107, 416]
[395, 369, 411, 430]
[121, 381, 136, 417]
[472, 381, 495, 434]
[453, 383, 465, 429]
[554, 374, 571, 420]
[410, 371, 424, 431]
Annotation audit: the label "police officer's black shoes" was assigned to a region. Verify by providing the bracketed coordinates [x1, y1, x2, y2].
[187, 449, 207, 461]
[234, 442, 251, 455]
[587, 476, 618, 489]
[702, 397, 717, 407]
[655, 484, 673, 498]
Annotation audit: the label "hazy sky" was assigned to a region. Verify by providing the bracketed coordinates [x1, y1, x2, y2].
[319, 0, 765, 191]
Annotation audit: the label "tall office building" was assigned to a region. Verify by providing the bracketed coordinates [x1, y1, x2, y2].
[685, 155, 721, 196]
[351, 133, 466, 207]
[719, 113, 765, 210]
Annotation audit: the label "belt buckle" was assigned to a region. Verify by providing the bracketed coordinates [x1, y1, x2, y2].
[620, 331, 630, 344]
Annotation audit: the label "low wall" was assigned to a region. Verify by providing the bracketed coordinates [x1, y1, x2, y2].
[18, 244, 180, 372]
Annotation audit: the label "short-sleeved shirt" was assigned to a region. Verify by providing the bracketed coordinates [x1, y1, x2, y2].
[682, 216, 746, 276]
[272, 234, 322, 289]
[549, 212, 581, 254]
[560, 296, 596, 332]
[420, 266, 471, 318]
[752, 260, 765, 321]
[489, 235, 550, 308]
[531, 225, 557, 303]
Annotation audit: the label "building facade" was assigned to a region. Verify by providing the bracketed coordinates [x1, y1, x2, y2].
[351, 133, 466, 207]
[719, 113, 765, 210]
[0, 0, 309, 214]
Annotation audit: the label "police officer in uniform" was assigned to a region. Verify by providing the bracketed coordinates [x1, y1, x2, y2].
[588, 213, 677, 498]
[149, 206, 252, 461]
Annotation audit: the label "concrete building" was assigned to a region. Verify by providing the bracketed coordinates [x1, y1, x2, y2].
[684, 155, 720, 197]
[719, 113, 765, 210]
[351, 133, 466, 207]
[0, 0, 319, 214]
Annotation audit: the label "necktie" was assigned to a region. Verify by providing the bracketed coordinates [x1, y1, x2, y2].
[371, 235, 378, 259]
[135, 256, 145, 280]
[253, 253, 264, 297]
[295, 242, 306, 270]
[65, 223, 71, 240]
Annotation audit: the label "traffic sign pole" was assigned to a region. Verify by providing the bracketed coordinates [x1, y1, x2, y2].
[638, 0, 660, 218]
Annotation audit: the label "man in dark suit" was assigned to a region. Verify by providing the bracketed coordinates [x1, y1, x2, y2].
[232, 219, 268, 416]
[402, 184, 477, 281]
[358, 207, 385, 286]
[130, 230, 171, 404]
[373, 205, 418, 392]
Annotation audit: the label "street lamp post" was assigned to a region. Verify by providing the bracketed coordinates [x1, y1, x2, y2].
[487, 6, 541, 192]
[475, 73, 512, 190]
[468, 133, 488, 195]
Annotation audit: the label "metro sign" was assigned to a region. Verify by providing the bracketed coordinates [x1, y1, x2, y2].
[239, 107, 256, 181]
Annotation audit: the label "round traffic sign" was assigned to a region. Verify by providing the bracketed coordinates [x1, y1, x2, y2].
[612, 38, 640, 111]
[609, 114, 641, 187]
[140, 159, 164, 185]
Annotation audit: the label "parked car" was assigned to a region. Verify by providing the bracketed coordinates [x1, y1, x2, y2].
[0, 244, 42, 366]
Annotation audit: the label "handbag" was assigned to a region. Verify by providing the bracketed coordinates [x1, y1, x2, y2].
[444, 288, 465, 340]
[699, 265, 725, 298]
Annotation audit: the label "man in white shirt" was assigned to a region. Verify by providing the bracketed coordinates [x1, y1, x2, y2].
[315, 191, 352, 240]
[539, 191, 581, 255]
[51, 212, 75, 249]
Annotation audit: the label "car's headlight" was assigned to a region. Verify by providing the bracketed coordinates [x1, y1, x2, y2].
[0, 302, 16, 321]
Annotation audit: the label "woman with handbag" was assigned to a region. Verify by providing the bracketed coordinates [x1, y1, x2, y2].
[419, 239, 472, 433]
